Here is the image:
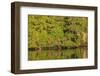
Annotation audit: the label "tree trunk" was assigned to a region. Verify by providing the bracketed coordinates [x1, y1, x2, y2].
[38, 46, 42, 52]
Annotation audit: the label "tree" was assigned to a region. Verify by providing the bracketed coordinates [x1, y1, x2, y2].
[28, 15, 88, 51]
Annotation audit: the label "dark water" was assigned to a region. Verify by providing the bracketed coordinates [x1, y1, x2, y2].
[28, 47, 88, 60]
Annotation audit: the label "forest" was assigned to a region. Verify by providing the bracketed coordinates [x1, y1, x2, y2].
[28, 15, 88, 60]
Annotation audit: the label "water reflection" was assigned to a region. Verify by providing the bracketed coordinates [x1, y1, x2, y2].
[28, 47, 88, 60]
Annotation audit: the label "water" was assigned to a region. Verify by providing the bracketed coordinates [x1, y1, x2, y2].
[28, 47, 88, 60]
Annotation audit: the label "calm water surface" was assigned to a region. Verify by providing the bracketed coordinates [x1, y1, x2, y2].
[28, 47, 88, 60]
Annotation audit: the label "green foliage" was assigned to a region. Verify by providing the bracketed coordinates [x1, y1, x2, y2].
[28, 15, 88, 49]
[28, 15, 88, 60]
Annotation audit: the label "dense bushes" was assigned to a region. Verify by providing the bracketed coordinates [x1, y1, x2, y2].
[28, 15, 88, 51]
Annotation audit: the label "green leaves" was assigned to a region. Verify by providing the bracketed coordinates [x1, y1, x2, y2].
[28, 15, 88, 49]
